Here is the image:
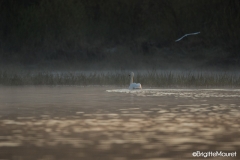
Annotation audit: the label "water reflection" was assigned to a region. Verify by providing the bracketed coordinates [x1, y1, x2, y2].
[0, 86, 239, 160]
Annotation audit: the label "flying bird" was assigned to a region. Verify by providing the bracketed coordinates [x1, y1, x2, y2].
[175, 32, 200, 42]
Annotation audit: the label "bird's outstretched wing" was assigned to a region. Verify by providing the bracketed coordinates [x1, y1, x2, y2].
[175, 32, 200, 42]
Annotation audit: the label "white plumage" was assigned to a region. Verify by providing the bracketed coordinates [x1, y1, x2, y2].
[129, 72, 142, 90]
[175, 32, 200, 42]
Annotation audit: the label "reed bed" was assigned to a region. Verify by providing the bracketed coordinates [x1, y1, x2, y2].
[0, 70, 240, 88]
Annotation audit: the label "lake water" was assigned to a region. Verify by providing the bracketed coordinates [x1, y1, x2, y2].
[0, 86, 239, 160]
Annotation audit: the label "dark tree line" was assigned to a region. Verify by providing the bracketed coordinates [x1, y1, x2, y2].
[0, 0, 239, 64]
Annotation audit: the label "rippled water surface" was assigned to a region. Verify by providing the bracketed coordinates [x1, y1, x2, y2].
[0, 86, 240, 160]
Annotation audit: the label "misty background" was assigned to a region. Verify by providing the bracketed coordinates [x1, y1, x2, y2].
[0, 0, 239, 70]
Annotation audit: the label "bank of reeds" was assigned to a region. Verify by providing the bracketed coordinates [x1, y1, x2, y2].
[0, 70, 240, 88]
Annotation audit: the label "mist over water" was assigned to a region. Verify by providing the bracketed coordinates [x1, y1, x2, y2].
[0, 86, 239, 159]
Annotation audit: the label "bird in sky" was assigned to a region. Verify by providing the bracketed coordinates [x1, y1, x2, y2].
[175, 32, 200, 42]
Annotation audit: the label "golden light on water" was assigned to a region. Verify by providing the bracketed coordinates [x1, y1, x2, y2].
[0, 87, 239, 159]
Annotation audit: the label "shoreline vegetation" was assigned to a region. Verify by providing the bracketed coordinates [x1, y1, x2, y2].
[1, 70, 240, 87]
[0, 1, 240, 86]
[0, 0, 239, 68]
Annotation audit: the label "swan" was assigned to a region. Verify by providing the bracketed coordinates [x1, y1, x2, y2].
[175, 31, 200, 42]
[129, 72, 142, 89]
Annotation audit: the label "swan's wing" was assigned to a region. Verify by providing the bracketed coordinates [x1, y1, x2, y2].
[129, 83, 142, 89]
[175, 32, 200, 42]
[133, 83, 142, 89]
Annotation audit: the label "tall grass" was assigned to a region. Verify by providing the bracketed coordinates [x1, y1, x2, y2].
[0, 70, 240, 88]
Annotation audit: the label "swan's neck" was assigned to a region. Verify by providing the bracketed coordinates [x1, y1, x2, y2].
[130, 76, 133, 84]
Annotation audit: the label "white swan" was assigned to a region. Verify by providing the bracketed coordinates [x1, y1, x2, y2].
[129, 72, 142, 89]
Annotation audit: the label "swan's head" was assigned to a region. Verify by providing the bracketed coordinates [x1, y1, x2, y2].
[129, 72, 134, 77]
